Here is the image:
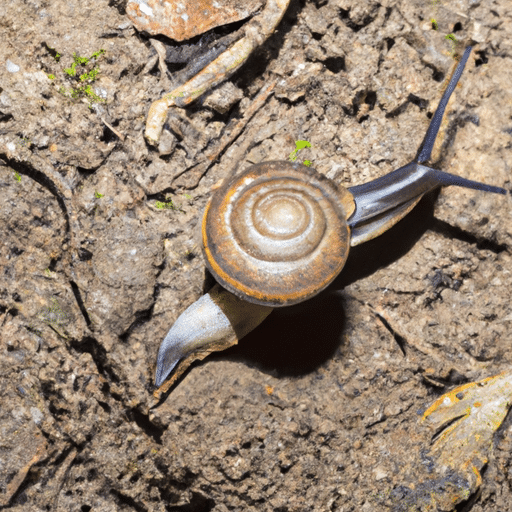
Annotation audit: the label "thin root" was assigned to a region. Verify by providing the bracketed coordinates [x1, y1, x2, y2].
[144, 0, 290, 144]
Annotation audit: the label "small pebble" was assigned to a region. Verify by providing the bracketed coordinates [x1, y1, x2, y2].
[6, 59, 20, 73]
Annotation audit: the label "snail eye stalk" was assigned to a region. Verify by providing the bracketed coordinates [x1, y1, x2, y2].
[416, 46, 473, 164]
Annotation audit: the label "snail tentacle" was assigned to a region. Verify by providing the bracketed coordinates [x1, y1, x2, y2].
[416, 46, 472, 164]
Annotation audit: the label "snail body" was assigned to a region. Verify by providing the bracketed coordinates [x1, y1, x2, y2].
[154, 47, 508, 396]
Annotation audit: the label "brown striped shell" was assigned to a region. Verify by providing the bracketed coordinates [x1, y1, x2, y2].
[202, 161, 356, 307]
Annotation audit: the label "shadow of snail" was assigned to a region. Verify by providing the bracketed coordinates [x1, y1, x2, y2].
[153, 47, 509, 399]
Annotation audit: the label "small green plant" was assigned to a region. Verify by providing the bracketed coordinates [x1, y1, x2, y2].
[48, 48, 106, 105]
[289, 140, 313, 167]
[63, 51, 104, 77]
[44, 268, 53, 278]
[445, 33, 459, 57]
[155, 193, 191, 212]
[80, 67, 99, 82]
[431, 18, 438, 30]
[94, 191, 104, 199]
[155, 199, 181, 211]
[13, 171, 21, 182]
[90, 49, 105, 60]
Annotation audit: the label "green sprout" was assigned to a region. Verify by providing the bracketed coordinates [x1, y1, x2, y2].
[13, 171, 21, 182]
[64, 52, 101, 77]
[289, 140, 313, 167]
[64, 64, 76, 77]
[52, 49, 106, 105]
[431, 18, 438, 30]
[445, 33, 460, 58]
[80, 67, 99, 82]
[155, 200, 178, 211]
[94, 191, 104, 199]
[90, 49, 106, 60]
[155, 195, 187, 212]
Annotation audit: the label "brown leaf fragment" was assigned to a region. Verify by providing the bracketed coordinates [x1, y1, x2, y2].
[420, 371, 512, 506]
[127, 0, 265, 41]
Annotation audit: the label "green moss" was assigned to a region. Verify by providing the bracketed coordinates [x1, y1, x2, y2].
[155, 199, 180, 211]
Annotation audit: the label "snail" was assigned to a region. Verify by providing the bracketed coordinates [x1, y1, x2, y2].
[154, 47, 508, 397]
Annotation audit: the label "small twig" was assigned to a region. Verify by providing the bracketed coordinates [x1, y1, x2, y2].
[99, 115, 126, 141]
[0, 434, 47, 507]
[150, 38, 172, 88]
[144, 0, 289, 144]
[4, 147, 80, 271]
[172, 77, 278, 189]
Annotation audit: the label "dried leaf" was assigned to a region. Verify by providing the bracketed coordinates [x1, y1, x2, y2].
[127, 0, 264, 41]
[421, 371, 512, 502]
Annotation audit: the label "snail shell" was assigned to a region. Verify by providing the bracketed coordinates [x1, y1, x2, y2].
[202, 161, 356, 307]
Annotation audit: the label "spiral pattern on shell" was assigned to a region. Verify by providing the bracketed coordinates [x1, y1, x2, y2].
[202, 161, 355, 306]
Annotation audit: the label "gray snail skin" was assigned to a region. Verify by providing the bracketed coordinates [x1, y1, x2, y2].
[154, 47, 508, 398]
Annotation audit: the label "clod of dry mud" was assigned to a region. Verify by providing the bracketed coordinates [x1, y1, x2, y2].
[1, 0, 512, 510]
